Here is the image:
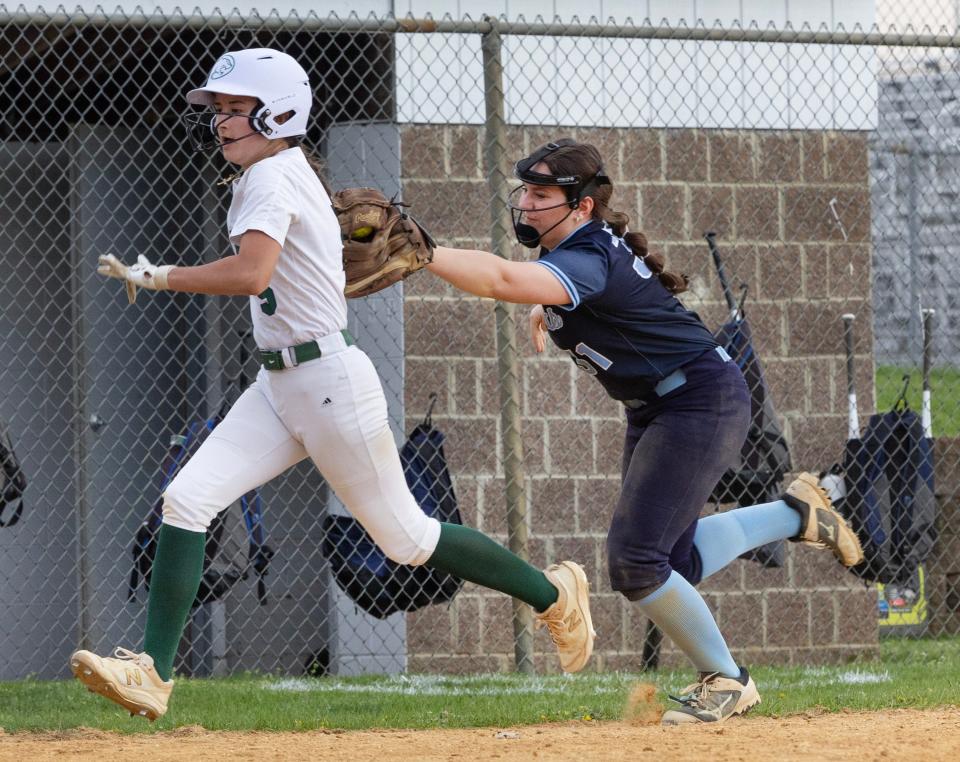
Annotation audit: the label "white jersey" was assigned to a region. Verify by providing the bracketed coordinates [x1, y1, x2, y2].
[165, 147, 439, 568]
[226, 147, 347, 350]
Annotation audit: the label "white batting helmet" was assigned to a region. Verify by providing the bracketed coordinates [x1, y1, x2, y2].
[186, 48, 312, 141]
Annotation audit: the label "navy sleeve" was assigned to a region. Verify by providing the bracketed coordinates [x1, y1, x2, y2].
[534, 246, 609, 310]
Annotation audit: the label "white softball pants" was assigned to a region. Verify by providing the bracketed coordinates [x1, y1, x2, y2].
[161, 344, 441, 566]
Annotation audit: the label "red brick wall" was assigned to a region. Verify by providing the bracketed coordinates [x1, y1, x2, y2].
[401, 125, 879, 672]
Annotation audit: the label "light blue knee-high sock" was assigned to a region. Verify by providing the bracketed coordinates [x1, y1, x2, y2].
[636, 570, 740, 677]
[694, 500, 802, 581]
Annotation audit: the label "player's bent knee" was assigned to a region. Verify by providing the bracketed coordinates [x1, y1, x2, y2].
[380, 541, 427, 566]
[607, 545, 670, 601]
[370, 515, 439, 566]
[611, 565, 670, 601]
[621, 577, 670, 602]
[336, 479, 441, 566]
[161, 480, 218, 533]
[671, 553, 702, 587]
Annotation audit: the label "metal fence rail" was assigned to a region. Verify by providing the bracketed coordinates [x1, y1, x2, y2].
[4, 10, 960, 45]
[1, 7, 959, 680]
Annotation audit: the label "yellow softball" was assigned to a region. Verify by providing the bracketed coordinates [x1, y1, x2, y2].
[351, 225, 375, 240]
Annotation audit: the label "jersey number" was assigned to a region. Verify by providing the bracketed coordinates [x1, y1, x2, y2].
[258, 287, 277, 316]
[568, 342, 613, 375]
[633, 257, 652, 279]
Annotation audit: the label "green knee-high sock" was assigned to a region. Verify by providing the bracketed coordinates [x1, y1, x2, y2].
[142, 524, 205, 681]
[426, 523, 558, 612]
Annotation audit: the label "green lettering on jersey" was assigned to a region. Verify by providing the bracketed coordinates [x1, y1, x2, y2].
[258, 287, 277, 316]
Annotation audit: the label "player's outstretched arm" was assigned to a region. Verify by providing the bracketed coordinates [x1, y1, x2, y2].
[428, 245, 569, 305]
[167, 230, 280, 296]
[97, 230, 281, 302]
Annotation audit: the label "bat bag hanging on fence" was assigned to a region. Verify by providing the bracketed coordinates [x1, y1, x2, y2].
[0, 418, 27, 528]
[321, 398, 464, 619]
[710, 302, 792, 568]
[128, 416, 274, 608]
[704, 233, 791, 568]
[838, 403, 937, 587]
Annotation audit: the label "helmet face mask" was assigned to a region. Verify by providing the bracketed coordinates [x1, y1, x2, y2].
[508, 185, 579, 248]
[509, 140, 612, 248]
[183, 48, 312, 153]
[182, 106, 272, 152]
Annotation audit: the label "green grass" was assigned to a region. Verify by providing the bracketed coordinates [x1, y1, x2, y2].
[876, 365, 960, 437]
[1, 638, 958, 733]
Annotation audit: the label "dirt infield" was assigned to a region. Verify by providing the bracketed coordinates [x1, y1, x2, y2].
[1, 708, 958, 761]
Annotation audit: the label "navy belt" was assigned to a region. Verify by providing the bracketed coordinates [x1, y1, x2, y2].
[622, 346, 731, 409]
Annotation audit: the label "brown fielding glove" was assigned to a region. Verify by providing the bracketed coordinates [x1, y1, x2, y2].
[331, 187, 436, 298]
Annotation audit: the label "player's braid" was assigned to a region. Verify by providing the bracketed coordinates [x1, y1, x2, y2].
[594, 199, 690, 295]
[544, 140, 689, 295]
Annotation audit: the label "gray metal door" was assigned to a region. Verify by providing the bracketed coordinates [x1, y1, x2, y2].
[0, 142, 82, 679]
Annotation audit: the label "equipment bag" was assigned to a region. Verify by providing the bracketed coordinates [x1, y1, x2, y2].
[710, 312, 792, 568]
[128, 416, 274, 607]
[839, 408, 937, 585]
[711, 315, 792, 504]
[0, 418, 27, 528]
[322, 404, 464, 619]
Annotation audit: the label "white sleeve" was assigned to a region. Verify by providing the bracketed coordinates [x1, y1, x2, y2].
[229, 164, 300, 247]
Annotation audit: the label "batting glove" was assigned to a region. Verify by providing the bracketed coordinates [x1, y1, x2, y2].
[97, 253, 174, 304]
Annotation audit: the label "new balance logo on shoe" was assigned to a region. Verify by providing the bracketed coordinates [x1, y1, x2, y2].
[71, 647, 173, 722]
[535, 561, 595, 673]
[563, 611, 582, 630]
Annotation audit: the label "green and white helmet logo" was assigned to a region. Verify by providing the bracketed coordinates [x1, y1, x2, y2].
[209, 55, 236, 80]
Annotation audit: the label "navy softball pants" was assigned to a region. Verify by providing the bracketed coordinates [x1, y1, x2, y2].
[606, 348, 751, 598]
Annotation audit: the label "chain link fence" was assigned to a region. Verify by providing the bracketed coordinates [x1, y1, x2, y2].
[1, 7, 959, 680]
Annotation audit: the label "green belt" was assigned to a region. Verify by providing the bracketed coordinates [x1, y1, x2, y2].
[258, 329, 355, 371]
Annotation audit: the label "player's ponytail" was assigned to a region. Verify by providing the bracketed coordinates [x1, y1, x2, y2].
[633, 238, 690, 295]
[592, 199, 689, 295]
[542, 141, 689, 295]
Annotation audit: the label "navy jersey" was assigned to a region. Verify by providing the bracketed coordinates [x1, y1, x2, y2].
[536, 220, 717, 401]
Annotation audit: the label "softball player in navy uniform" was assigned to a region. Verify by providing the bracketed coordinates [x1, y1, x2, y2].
[72, 50, 593, 720]
[427, 139, 864, 725]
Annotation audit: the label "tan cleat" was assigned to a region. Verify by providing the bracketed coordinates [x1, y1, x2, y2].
[661, 668, 761, 725]
[784, 472, 864, 567]
[535, 561, 596, 673]
[70, 647, 173, 721]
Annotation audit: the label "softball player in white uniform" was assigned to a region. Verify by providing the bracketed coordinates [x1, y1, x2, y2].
[71, 48, 594, 721]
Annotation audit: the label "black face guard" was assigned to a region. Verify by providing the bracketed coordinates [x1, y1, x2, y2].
[509, 140, 612, 248]
[181, 109, 272, 152]
[508, 186, 579, 248]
